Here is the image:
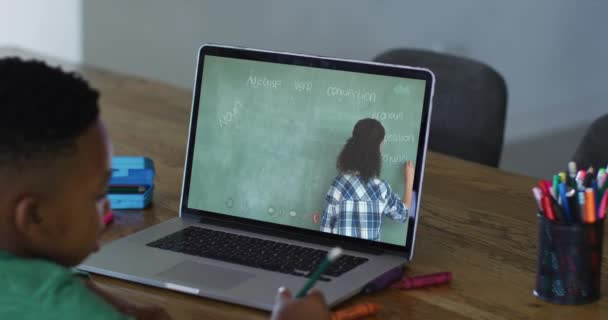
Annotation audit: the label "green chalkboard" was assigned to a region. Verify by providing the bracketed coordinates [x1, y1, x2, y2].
[188, 56, 425, 245]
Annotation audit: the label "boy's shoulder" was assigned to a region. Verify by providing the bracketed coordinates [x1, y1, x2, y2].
[0, 251, 129, 320]
[0, 250, 71, 293]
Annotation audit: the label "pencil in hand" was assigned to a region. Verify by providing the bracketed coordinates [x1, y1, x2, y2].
[296, 247, 342, 298]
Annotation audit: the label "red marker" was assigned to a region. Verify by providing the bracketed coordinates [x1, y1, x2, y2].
[598, 191, 608, 220]
[541, 196, 556, 221]
[537, 181, 549, 198]
[103, 211, 114, 225]
[576, 170, 586, 189]
[391, 272, 452, 290]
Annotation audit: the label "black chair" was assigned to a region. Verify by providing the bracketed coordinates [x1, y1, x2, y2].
[374, 48, 508, 167]
[572, 113, 608, 169]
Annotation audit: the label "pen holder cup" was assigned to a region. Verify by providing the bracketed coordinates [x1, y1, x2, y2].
[534, 214, 604, 304]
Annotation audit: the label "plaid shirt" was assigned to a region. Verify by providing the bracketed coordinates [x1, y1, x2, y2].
[320, 173, 409, 241]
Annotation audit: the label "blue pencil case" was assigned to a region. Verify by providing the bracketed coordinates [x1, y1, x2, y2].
[108, 156, 155, 209]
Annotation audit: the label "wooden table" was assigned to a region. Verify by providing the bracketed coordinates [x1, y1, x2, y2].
[3, 48, 607, 319]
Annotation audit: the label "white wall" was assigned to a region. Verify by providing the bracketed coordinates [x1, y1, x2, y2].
[0, 0, 82, 63]
[80, 0, 608, 178]
[2, 1, 606, 178]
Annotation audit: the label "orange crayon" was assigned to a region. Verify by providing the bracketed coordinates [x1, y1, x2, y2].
[330, 303, 380, 320]
[584, 188, 596, 223]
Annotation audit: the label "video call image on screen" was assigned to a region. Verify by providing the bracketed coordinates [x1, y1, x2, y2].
[188, 55, 426, 246]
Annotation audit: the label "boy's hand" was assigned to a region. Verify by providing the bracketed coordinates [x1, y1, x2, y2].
[271, 287, 330, 320]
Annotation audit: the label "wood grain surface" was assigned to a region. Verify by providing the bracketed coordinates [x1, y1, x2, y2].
[2, 48, 606, 319]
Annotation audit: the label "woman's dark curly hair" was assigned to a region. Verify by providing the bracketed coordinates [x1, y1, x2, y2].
[337, 118, 384, 182]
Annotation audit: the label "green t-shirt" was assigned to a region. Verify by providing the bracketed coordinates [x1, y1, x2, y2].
[0, 250, 130, 320]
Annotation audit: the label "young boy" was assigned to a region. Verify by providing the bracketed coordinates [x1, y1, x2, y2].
[0, 57, 330, 320]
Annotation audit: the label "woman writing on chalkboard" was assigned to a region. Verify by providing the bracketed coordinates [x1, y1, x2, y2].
[320, 118, 414, 241]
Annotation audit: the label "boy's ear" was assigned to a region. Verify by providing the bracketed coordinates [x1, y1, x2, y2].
[13, 196, 45, 236]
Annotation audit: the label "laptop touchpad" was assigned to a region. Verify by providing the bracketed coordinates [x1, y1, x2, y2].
[156, 260, 255, 290]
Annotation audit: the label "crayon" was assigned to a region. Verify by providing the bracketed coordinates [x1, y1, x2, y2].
[538, 181, 550, 198]
[541, 196, 556, 221]
[597, 168, 606, 188]
[391, 272, 452, 290]
[598, 191, 608, 220]
[568, 161, 578, 189]
[576, 170, 586, 190]
[330, 303, 380, 320]
[585, 188, 596, 223]
[558, 183, 573, 223]
[568, 161, 577, 179]
[362, 265, 404, 293]
[532, 187, 543, 212]
[578, 191, 587, 222]
[552, 175, 560, 202]
[559, 172, 567, 183]
[566, 188, 579, 223]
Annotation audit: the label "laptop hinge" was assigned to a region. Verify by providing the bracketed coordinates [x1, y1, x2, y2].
[199, 216, 385, 255]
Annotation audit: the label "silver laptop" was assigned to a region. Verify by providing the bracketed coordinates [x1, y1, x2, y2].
[80, 44, 435, 311]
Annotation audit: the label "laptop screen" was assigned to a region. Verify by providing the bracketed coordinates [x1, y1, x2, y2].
[183, 45, 433, 251]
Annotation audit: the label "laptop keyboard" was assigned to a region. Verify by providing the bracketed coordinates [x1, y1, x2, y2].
[146, 226, 369, 280]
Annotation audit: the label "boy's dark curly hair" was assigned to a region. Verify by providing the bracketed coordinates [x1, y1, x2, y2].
[0, 57, 99, 167]
[337, 118, 385, 182]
